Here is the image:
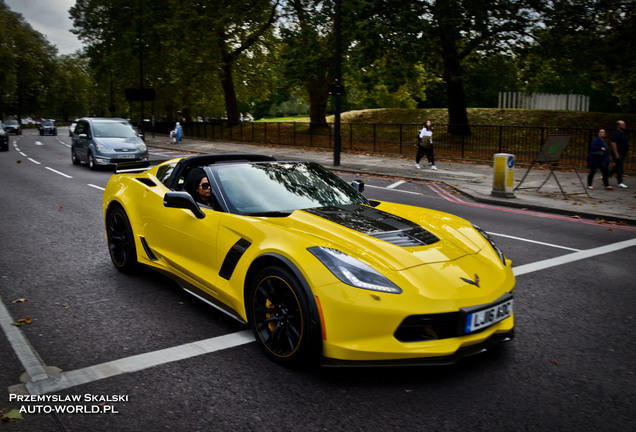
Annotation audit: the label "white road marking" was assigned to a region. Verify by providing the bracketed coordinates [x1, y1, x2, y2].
[21, 330, 255, 395]
[34, 141, 43, 146]
[487, 232, 580, 252]
[365, 184, 423, 196]
[45, 167, 72, 179]
[513, 238, 636, 276]
[88, 184, 105, 191]
[28, 158, 41, 164]
[387, 180, 406, 189]
[0, 299, 50, 385]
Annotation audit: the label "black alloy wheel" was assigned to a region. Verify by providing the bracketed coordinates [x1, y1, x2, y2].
[106, 206, 138, 273]
[249, 266, 319, 366]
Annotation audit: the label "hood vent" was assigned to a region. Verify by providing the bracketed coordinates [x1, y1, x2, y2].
[369, 229, 438, 247]
[304, 205, 439, 247]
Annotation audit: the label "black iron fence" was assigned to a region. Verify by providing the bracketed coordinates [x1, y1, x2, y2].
[153, 121, 634, 172]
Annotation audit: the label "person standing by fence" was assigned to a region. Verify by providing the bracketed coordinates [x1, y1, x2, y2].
[587, 129, 613, 190]
[415, 120, 437, 170]
[609, 120, 628, 188]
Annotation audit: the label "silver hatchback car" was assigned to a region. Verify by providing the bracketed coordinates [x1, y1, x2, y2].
[71, 117, 148, 169]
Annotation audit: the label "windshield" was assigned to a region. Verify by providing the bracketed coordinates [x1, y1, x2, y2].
[5, 120, 17, 126]
[41, 120, 54, 126]
[212, 162, 368, 215]
[92, 121, 138, 138]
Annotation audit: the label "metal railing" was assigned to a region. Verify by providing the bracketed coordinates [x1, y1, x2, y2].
[154, 121, 634, 172]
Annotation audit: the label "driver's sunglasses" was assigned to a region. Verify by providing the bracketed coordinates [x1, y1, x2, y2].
[200, 182, 211, 190]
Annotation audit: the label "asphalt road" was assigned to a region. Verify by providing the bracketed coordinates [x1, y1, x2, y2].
[1, 129, 635, 431]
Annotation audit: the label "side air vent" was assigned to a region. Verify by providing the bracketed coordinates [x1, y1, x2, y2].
[136, 178, 156, 187]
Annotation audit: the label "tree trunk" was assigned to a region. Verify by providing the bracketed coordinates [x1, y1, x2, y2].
[443, 57, 471, 136]
[435, 2, 471, 136]
[307, 77, 330, 128]
[220, 52, 240, 125]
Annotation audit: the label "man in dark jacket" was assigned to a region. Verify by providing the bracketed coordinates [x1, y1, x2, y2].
[609, 120, 629, 188]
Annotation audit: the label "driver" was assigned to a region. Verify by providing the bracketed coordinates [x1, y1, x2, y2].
[184, 167, 214, 207]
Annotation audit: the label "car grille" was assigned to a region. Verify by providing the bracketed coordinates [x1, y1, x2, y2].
[394, 313, 463, 342]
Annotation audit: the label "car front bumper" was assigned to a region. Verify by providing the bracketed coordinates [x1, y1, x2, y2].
[93, 152, 149, 166]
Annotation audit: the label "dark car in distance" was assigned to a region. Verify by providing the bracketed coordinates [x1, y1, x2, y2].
[39, 119, 57, 136]
[4, 120, 21, 135]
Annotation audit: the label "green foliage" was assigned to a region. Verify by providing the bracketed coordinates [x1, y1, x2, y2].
[3, 0, 635, 124]
[520, 0, 636, 112]
[0, 2, 62, 119]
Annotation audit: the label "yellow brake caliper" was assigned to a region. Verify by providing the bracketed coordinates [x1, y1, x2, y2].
[265, 298, 276, 332]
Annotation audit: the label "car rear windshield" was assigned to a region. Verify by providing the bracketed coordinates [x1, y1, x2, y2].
[92, 121, 138, 138]
[212, 161, 369, 215]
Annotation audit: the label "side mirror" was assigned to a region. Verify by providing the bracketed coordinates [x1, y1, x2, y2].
[163, 191, 205, 219]
[351, 180, 365, 193]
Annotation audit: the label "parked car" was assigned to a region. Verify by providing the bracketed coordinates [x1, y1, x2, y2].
[4, 119, 22, 135]
[71, 117, 148, 170]
[39, 119, 57, 135]
[0, 123, 8, 151]
[103, 153, 515, 366]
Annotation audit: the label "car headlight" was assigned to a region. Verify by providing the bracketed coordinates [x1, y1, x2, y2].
[94, 141, 111, 151]
[308, 247, 402, 294]
[473, 225, 506, 266]
[137, 143, 147, 151]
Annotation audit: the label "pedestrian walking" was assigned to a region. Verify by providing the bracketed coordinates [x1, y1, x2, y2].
[415, 120, 437, 170]
[587, 129, 613, 190]
[608, 120, 628, 188]
[172, 121, 183, 144]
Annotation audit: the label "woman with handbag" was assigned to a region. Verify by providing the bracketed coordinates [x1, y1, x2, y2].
[587, 129, 614, 190]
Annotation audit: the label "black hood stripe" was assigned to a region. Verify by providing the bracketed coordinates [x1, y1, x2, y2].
[304, 205, 439, 247]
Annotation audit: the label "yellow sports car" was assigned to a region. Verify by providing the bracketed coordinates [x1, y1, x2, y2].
[103, 154, 514, 366]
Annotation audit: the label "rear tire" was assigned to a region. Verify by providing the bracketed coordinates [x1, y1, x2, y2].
[71, 146, 80, 165]
[106, 206, 138, 273]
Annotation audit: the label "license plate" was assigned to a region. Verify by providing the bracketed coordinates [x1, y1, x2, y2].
[463, 295, 513, 334]
[118, 154, 135, 159]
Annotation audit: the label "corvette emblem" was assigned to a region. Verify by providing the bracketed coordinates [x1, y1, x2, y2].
[461, 274, 480, 288]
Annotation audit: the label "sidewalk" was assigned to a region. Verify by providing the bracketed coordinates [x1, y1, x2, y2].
[144, 134, 635, 225]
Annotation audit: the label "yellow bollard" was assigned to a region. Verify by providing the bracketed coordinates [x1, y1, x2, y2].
[492, 153, 515, 198]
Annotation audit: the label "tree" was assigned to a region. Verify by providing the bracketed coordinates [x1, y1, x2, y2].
[278, 0, 338, 125]
[71, 0, 279, 123]
[52, 54, 92, 120]
[422, 0, 540, 134]
[0, 2, 58, 120]
[522, 0, 636, 113]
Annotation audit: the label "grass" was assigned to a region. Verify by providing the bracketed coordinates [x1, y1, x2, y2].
[255, 116, 310, 122]
[258, 108, 636, 129]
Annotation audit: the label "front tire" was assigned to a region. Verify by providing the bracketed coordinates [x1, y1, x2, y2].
[88, 151, 97, 170]
[249, 265, 320, 366]
[106, 206, 138, 273]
